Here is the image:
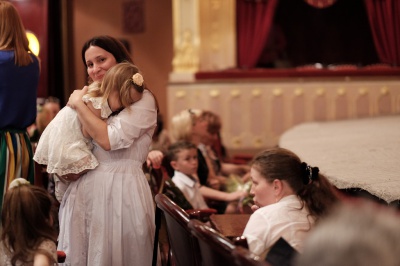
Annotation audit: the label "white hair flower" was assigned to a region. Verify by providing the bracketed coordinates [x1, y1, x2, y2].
[9, 178, 30, 189]
[132, 73, 144, 86]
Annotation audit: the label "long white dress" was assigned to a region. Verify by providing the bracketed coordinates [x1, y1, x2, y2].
[57, 90, 158, 266]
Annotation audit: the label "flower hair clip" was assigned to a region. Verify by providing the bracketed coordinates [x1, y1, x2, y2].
[132, 73, 144, 86]
[9, 178, 30, 189]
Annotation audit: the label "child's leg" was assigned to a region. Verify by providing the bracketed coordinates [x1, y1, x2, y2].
[54, 175, 70, 203]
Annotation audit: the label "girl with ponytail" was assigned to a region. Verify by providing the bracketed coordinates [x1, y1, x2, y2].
[242, 147, 338, 257]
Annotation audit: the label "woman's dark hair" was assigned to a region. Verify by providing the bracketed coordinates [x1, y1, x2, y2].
[81, 35, 134, 67]
[1, 184, 57, 265]
[251, 147, 338, 219]
[81, 35, 160, 113]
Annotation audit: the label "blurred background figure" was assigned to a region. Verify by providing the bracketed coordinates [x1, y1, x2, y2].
[29, 96, 61, 143]
[27, 96, 61, 194]
[150, 113, 171, 154]
[296, 201, 400, 266]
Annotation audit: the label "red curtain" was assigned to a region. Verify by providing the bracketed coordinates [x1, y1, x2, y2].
[364, 0, 400, 66]
[237, 0, 278, 68]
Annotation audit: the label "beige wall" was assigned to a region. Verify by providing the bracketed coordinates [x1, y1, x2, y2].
[168, 76, 400, 153]
[71, 0, 173, 118]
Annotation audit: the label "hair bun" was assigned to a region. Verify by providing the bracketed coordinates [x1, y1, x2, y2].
[301, 162, 319, 185]
[9, 178, 30, 189]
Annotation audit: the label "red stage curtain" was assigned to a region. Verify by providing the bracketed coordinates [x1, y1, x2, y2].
[237, 0, 278, 68]
[364, 0, 400, 66]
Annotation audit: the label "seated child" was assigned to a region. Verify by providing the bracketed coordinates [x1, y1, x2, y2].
[34, 63, 145, 202]
[0, 178, 58, 265]
[166, 141, 248, 211]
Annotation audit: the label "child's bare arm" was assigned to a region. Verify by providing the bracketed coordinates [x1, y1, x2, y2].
[82, 101, 102, 138]
[199, 186, 248, 202]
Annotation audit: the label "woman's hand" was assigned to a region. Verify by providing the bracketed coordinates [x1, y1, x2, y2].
[146, 150, 164, 169]
[67, 86, 88, 109]
[251, 204, 260, 212]
[61, 169, 90, 182]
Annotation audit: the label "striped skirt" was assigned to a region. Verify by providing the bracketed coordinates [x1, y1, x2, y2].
[0, 129, 35, 208]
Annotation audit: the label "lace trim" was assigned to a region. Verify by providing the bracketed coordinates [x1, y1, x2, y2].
[82, 95, 112, 118]
[35, 154, 99, 176]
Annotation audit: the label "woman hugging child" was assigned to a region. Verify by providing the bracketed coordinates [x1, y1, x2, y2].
[34, 62, 145, 202]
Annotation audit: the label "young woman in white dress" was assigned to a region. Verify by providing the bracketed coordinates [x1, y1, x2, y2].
[34, 63, 144, 203]
[56, 36, 160, 266]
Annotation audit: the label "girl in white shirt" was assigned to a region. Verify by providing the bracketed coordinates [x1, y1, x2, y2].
[242, 147, 338, 257]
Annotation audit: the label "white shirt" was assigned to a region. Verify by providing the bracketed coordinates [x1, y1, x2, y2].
[172, 170, 209, 209]
[243, 195, 314, 257]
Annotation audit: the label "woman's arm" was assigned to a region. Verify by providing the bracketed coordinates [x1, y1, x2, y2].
[82, 101, 102, 138]
[68, 87, 111, 150]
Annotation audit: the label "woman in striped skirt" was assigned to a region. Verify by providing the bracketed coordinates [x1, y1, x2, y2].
[0, 1, 40, 210]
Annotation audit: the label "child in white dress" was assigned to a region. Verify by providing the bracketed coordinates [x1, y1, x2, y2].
[34, 63, 145, 202]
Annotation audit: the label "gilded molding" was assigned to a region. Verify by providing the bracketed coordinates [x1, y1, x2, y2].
[175, 90, 187, 98]
[232, 137, 242, 147]
[172, 29, 200, 72]
[358, 88, 368, 95]
[231, 89, 241, 97]
[273, 88, 283, 96]
[337, 87, 346, 95]
[252, 89, 261, 97]
[316, 88, 325, 96]
[294, 88, 304, 96]
[209, 90, 220, 97]
[253, 138, 263, 147]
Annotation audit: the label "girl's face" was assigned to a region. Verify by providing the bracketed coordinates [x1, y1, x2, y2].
[192, 116, 209, 143]
[130, 87, 143, 104]
[171, 148, 198, 176]
[108, 90, 122, 112]
[204, 128, 219, 146]
[250, 167, 276, 208]
[85, 46, 117, 82]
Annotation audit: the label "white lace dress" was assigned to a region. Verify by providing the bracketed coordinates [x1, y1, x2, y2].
[34, 95, 112, 176]
[57, 90, 159, 266]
